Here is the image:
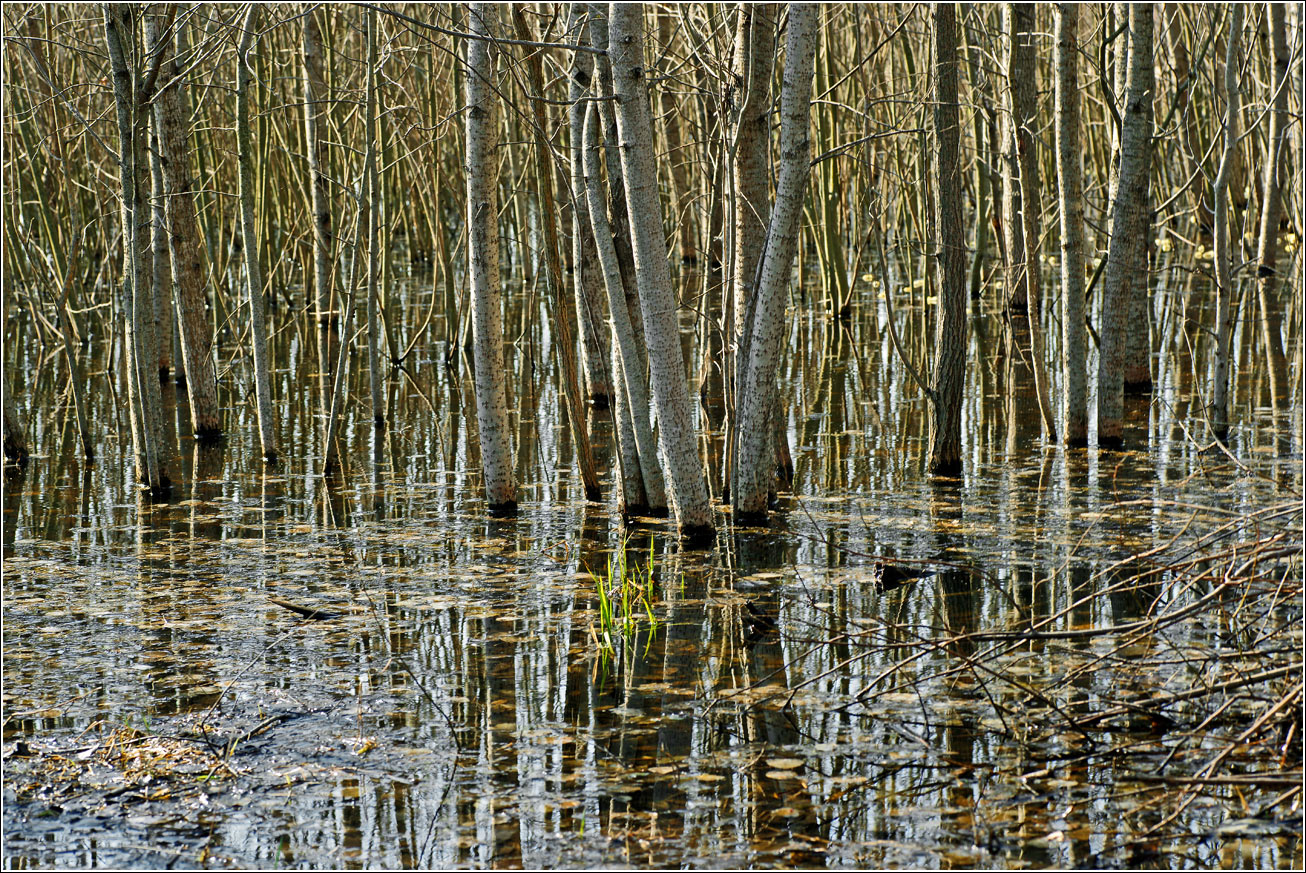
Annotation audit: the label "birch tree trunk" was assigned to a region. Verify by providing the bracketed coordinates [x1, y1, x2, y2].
[465, 3, 516, 511]
[1211, 5, 1244, 439]
[1096, 2, 1155, 448]
[732, 3, 818, 518]
[364, 9, 385, 430]
[927, 2, 967, 476]
[999, 5, 1028, 313]
[236, 7, 277, 463]
[142, 17, 173, 384]
[302, 8, 335, 417]
[153, 8, 221, 440]
[1055, 3, 1088, 446]
[1122, 5, 1153, 392]
[584, 104, 667, 514]
[1008, 3, 1056, 440]
[608, 2, 712, 536]
[568, 5, 612, 408]
[726, 3, 777, 496]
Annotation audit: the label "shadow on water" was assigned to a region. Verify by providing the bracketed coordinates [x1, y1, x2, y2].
[2, 261, 1302, 869]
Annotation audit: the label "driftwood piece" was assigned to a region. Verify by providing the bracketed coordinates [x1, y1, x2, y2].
[268, 597, 341, 620]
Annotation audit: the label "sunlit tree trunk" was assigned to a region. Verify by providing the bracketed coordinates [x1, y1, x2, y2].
[1096, 3, 1154, 448]
[1122, 4, 1153, 392]
[927, 2, 966, 476]
[363, 9, 384, 430]
[302, 8, 334, 416]
[999, 5, 1028, 313]
[1055, 3, 1088, 446]
[141, 12, 173, 384]
[104, 4, 169, 496]
[584, 104, 667, 514]
[726, 3, 777, 499]
[733, 3, 818, 518]
[465, 4, 516, 511]
[1256, 3, 1289, 408]
[236, 7, 277, 463]
[609, 2, 712, 536]
[1211, 5, 1244, 439]
[568, 4, 612, 408]
[153, 7, 221, 440]
[1007, 3, 1056, 440]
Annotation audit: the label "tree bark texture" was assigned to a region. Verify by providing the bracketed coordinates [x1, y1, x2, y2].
[1000, 5, 1029, 313]
[1095, 2, 1152, 448]
[154, 7, 221, 440]
[1211, 4, 1243, 439]
[608, 2, 713, 535]
[302, 8, 335, 417]
[104, 4, 169, 495]
[732, 3, 818, 518]
[1122, 4, 1153, 392]
[928, 2, 967, 476]
[237, 6, 277, 463]
[584, 104, 667, 514]
[1055, 3, 1088, 446]
[364, 9, 385, 429]
[568, 5, 612, 407]
[1255, 3, 1290, 409]
[465, 3, 517, 511]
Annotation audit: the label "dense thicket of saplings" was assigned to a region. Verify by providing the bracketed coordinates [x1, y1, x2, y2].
[2, 4, 1300, 536]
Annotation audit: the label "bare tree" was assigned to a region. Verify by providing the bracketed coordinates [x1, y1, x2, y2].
[1096, 3, 1152, 448]
[1211, 4, 1244, 439]
[1055, 3, 1088, 446]
[608, 1, 713, 536]
[733, 3, 819, 518]
[927, 2, 967, 475]
[465, 3, 516, 511]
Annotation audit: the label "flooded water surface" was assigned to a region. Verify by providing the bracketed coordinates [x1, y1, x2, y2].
[3, 263, 1302, 869]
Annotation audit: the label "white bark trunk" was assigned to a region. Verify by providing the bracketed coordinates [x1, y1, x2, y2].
[1211, 5, 1243, 438]
[732, 3, 818, 517]
[608, 2, 712, 536]
[1055, 3, 1088, 446]
[466, 3, 517, 510]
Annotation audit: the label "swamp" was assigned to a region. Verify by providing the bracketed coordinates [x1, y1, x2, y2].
[2, 2, 1303, 869]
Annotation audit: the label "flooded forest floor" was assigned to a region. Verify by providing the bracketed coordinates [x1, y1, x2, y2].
[3, 268, 1303, 869]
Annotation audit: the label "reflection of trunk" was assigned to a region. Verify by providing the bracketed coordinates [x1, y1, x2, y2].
[1096, 3, 1152, 448]
[1256, 5, 1290, 411]
[465, 4, 517, 511]
[154, 10, 221, 439]
[584, 106, 667, 514]
[733, 3, 818, 518]
[236, 6, 277, 463]
[1211, 6, 1244, 438]
[608, 3, 712, 535]
[927, 2, 966, 476]
[568, 6, 613, 408]
[1055, 4, 1088, 446]
[104, 4, 169, 496]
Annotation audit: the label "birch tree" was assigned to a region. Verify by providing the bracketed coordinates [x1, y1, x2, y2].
[1055, 3, 1088, 446]
[732, 3, 818, 518]
[1211, 5, 1244, 439]
[608, 2, 712, 536]
[236, 6, 277, 463]
[465, 3, 516, 511]
[1255, 3, 1290, 406]
[1096, 2, 1152, 448]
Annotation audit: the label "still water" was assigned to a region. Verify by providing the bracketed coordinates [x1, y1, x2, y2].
[3, 259, 1302, 868]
